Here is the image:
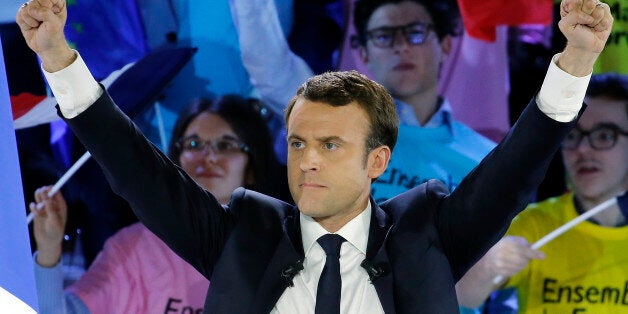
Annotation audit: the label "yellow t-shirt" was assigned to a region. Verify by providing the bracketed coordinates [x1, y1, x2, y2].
[505, 193, 628, 313]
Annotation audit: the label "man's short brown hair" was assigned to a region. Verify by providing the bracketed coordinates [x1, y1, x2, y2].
[285, 70, 398, 154]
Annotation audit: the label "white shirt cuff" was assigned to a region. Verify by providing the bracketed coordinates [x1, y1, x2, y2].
[536, 53, 590, 122]
[43, 50, 102, 118]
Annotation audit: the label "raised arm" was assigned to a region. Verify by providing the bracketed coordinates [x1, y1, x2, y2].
[16, 0, 233, 277]
[16, 0, 74, 72]
[555, 0, 612, 76]
[437, 0, 613, 278]
[229, 0, 313, 113]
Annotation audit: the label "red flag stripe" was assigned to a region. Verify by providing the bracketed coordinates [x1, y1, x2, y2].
[458, 0, 553, 41]
[10, 93, 47, 120]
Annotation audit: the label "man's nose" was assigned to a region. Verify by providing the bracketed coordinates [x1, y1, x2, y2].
[299, 148, 321, 172]
[575, 136, 595, 153]
[392, 30, 411, 50]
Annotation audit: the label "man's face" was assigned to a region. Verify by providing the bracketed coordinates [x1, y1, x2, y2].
[563, 97, 628, 203]
[286, 98, 387, 231]
[359, 1, 449, 100]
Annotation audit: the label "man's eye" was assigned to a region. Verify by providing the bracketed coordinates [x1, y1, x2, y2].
[324, 142, 338, 150]
[405, 31, 426, 44]
[593, 129, 615, 142]
[565, 131, 579, 140]
[374, 33, 393, 43]
[291, 141, 304, 149]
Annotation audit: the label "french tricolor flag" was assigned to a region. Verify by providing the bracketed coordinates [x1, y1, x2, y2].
[11, 92, 58, 129]
[11, 61, 133, 130]
[0, 37, 39, 312]
[457, 0, 553, 42]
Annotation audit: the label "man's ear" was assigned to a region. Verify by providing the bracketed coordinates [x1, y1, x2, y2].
[440, 35, 452, 57]
[359, 46, 369, 63]
[367, 145, 391, 179]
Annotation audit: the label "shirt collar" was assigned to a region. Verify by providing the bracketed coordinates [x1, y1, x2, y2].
[395, 97, 453, 129]
[300, 202, 371, 256]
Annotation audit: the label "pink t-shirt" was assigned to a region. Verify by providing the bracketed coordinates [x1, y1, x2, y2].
[67, 223, 209, 313]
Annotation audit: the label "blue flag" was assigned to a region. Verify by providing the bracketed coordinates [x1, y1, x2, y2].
[0, 36, 38, 313]
[65, 0, 149, 80]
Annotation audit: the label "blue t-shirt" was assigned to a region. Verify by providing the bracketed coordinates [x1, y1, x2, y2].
[371, 99, 496, 203]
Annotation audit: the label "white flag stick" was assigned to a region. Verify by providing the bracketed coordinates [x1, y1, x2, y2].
[492, 196, 619, 284]
[530, 197, 617, 249]
[26, 151, 92, 224]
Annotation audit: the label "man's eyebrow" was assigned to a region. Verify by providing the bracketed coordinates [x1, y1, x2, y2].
[317, 135, 346, 144]
[580, 122, 626, 131]
[368, 21, 429, 31]
[286, 134, 305, 142]
[594, 122, 624, 129]
[286, 134, 347, 144]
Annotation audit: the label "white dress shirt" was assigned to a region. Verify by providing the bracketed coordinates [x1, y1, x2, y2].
[272, 202, 385, 313]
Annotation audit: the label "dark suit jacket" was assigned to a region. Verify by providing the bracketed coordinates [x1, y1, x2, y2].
[64, 90, 578, 313]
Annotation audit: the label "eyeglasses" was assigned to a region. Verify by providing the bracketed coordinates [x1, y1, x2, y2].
[366, 22, 433, 48]
[176, 135, 250, 155]
[562, 124, 628, 151]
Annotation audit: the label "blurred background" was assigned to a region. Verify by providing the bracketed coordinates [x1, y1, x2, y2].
[1, 0, 625, 283]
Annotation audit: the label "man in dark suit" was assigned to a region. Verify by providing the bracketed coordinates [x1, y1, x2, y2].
[18, 0, 613, 312]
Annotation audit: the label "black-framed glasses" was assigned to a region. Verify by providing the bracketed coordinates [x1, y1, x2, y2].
[176, 135, 250, 155]
[366, 22, 433, 48]
[562, 124, 628, 151]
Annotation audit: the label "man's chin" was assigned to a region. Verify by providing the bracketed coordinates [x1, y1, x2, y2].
[296, 200, 325, 218]
[298, 206, 320, 218]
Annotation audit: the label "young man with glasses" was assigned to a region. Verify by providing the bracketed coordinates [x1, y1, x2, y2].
[456, 73, 628, 313]
[353, 0, 496, 202]
[230, 0, 495, 202]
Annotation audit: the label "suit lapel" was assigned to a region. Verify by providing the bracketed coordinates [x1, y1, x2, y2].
[363, 199, 395, 313]
[253, 209, 304, 313]
[253, 202, 395, 313]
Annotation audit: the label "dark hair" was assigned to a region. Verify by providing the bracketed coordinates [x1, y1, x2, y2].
[168, 95, 285, 198]
[354, 0, 461, 46]
[586, 73, 628, 116]
[284, 70, 398, 154]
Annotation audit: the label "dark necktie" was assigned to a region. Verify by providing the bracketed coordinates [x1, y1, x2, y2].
[315, 234, 346, 314]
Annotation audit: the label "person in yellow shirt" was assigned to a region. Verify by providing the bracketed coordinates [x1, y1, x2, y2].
[457, 72, 628, 313]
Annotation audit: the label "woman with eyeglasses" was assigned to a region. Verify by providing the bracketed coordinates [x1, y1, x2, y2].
[31, 95, 290, 313]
